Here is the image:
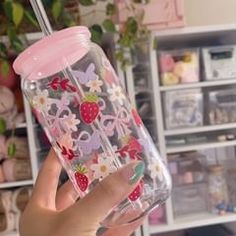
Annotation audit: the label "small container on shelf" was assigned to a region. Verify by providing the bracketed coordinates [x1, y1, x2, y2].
[208, 89, 236, 125]
[133, 64, 151, 90]
[158, 48, 200, 86]
[168, 152, 206, 187]
[172, 183, 208, 218]
[202, 45, 236, 80]
[148, 204, 166, 225]
[164, 89, 203, 130]
[207, 165, 229, 214]
[227, 167, 236, 206]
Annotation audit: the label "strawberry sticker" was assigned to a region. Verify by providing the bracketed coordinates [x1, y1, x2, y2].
[74, 164, 89, 192]
[80, 94, 99, 124]
[131, 109, 142, 127]
[128, 181, 143, 201]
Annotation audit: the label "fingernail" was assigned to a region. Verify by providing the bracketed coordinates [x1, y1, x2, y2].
[122, 162, 145, 185]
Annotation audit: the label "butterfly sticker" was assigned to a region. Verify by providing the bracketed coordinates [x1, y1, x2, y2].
[75, 130, 101, 155]
[72, 63, 98, 85]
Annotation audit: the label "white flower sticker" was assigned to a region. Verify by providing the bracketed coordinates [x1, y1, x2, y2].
[63, 114, 80, 132]
[148, 161, 163, 181]
[86, 79, 103, 92]
[107, 84, 125, 105]
[33, 90, 49, 111]
[90, 154, 116, 179]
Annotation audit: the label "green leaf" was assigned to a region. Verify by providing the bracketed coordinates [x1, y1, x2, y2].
[0, 42, 8, 59]
[62, 12, 76, 27]
[106, 3, 116, 16]
[0, 60, 10, 79]
[90, 24, 103, 44]
[0, 118, 6, 134]
[103, 19, 116, 33]
[12, 2, 24, 27]
[8, 143, 16, 157]
[125, 17, 138, 35]
[3, 0, 13, 21]
[42, 0, 53, 7]
[24, 9, 39, 28]
[52, 0, 63, 21]
[7, 27, 24, 52]
[79, 0, 95, 6]
[12, 37, 24, 52]
[115, 51, 124, 61]
[7, 25, 17, 41]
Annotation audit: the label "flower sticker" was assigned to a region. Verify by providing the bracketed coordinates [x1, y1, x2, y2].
[107, 84, 125, 105]
[90, 154, 116, 179]
[63, 114, 80, 132]
[33, 90, 50, 111]
[148, 161, 163, 181]
[86, 79, 103, 93]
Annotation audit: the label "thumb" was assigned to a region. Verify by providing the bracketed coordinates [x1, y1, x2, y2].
[72, 161, 145, 224]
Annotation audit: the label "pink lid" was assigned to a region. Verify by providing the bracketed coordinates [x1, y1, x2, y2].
[13, 26, 91, 80]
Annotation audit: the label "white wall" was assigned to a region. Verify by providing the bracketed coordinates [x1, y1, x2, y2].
[185, 0, 236, 26]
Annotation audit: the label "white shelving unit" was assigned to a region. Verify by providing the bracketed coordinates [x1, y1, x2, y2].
[124, 24, 236, 235]
[0, 32, 43, 236]
[0, 180, 34, 189]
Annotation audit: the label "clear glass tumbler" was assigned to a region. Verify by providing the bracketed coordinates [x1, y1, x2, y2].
[13, 26, 171, 227]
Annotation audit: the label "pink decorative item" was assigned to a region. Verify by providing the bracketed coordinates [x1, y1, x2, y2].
[0, 87, 15, 114]
[0, 211, 15, 233]
[173, 61, 185, 77]
[0, 135, 6, 160]
[115, 0, 185, 30]
[13, 26, 171, 227]
[1, 191, 12, 212]
[12, 187, 32, 213]
[148, 206, 165, 225]
[0, 61, 17, 89]
[2, 159, 32, 182]
[0, 166, 5, 183]
[160, 54, 175, 72]
[161, 72, 179, 86]
[0, 86, 25, 129]
[183, 172, 193, 184]
[159, 49, 200, 85]
[6, 137, 29, 159]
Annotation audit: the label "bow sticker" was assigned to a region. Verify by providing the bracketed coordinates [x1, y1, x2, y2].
[100, 107, 131, 139]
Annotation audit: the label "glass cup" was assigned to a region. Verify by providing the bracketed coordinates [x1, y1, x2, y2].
[13, 26, 171, 227]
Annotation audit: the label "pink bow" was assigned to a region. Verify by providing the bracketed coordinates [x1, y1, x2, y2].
[100, 107, 131, 139]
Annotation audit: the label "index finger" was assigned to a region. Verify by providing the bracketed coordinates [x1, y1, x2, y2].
[31, 148, 62, 208]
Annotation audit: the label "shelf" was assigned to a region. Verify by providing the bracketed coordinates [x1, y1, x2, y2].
[16, 123, 27, 129]
[166, 139, 236, 154]
[0, 32, 43, 44]
[159, 78, 236, 91]
[153, 24, 236, 38]
[0, 180, 34, 189]
[149, 212, 236, 234]
[4, 232, 18, 236]
[164, 123, 236, 136]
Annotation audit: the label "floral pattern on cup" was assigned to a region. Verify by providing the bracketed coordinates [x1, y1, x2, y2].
[30, 58, 153, 203]
[90, 154, 116, 179]
[148, 161, 163, 181]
